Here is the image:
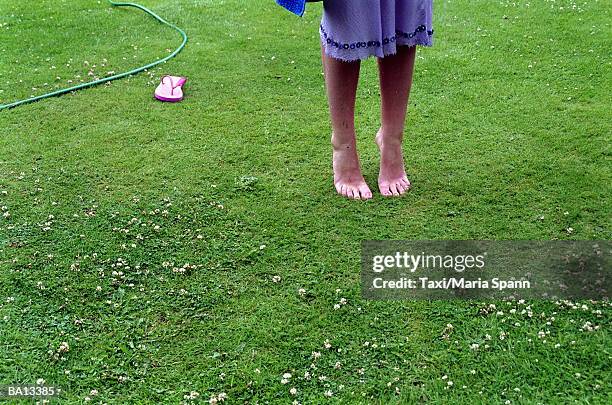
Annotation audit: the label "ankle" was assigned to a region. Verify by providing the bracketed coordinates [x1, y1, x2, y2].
[331, 132, 357, 151]
[377, 127, 403, 146]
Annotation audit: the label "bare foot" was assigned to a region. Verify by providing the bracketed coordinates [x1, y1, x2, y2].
[375, 129, 411, 197]
[332, 134, 372, 200]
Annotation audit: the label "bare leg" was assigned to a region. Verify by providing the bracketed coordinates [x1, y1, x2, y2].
[376, 45, 417, 196]
[322, 47, 372, 200]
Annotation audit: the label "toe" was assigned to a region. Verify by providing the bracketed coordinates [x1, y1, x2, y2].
[379, 183, 392, 196]
[389, 183, 400, 196]
[395, 182, 404, 195]
[349, 188, 359, 200]
[359, 185, 372, 200]
[340, 184, 348, 197]
[396, 182, 406, 195]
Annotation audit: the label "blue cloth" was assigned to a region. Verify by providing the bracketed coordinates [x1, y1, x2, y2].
[276, 0, 308, 17]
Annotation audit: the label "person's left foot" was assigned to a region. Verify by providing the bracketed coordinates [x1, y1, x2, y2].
[376, 129, 411, 197]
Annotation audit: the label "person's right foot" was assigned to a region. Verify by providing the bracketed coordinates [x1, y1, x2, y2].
[332, 134, 372, 200]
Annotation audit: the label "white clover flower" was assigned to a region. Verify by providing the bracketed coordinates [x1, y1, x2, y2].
[184, 391, 199, 400]
[582, 321, 597, 332]
[58, 342, 69, 353]
[283, 372, 292, 379]
[324, 390, 333, 397]
[290, 387, 297, 395]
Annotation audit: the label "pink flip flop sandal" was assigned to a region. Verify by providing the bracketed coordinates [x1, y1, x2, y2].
[154, 75, 187, 102]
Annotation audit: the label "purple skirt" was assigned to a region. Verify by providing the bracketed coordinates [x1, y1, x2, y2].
[320, 0, 434, 61]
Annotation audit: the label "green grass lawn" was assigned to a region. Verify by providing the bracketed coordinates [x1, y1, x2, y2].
[0, 0, 610, 403]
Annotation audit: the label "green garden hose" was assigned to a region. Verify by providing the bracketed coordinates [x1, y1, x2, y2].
[0, 0, 187, 111]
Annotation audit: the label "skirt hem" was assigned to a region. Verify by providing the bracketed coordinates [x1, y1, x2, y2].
[320, 33, 434, 62]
